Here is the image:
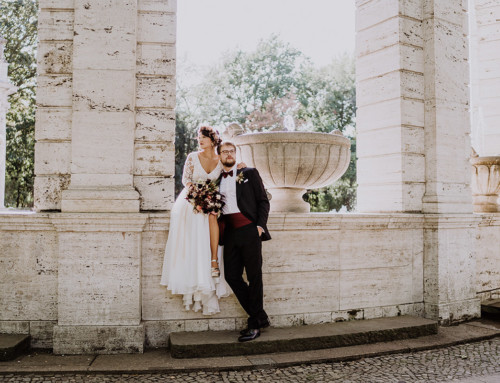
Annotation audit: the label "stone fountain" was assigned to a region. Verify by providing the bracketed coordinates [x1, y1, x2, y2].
[225, 122, 351, 213]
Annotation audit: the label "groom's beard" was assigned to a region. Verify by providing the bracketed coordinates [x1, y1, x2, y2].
[221, 158, 236, 167]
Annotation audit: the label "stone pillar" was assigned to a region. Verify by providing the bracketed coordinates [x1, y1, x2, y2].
[472, 0, 500, 156]
[60, 0, 140, 212]
[356, 0, 426, 213]
[421, 0, 480, 323]
[0, 37, 17, 208]
[35, 0, 176, 212]
[421, 0, 473, 214]
[34, 0, 177, 353]
[356, 0, 480, 323]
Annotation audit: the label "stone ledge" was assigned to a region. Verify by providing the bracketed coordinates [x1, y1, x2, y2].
[169, 316, 438, 358]
[267, 212, 427, 231]
[0, 334, 30, 361]
[53, 325, 145, 355]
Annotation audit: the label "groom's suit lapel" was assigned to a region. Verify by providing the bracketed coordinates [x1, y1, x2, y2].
[236, 168, 243, 202]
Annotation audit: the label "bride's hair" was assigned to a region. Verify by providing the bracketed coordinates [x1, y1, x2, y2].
[198, 125, 222, 149]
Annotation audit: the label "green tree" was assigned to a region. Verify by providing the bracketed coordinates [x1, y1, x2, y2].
[0, 0, 38, 207]
[297, 53, 356, 134]
[187, 35, 311, 128]
[177, 36, 357, 211]
[174, 112, 198, 197]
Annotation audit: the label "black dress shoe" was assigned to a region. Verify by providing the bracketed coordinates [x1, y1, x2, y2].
[238, 328, 260, 342]
[239, 318, 270, 335]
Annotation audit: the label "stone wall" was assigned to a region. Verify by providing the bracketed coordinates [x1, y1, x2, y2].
[0, 213, 57, 348]
[0, 212, 423, 349]
[2, 211, 497, 350]
[142, 213, 426, 347]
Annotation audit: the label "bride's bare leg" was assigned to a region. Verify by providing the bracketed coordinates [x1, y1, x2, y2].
[209, 214, 220, 276]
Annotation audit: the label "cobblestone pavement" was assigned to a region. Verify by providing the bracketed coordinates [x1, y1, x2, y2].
[1, 338, 499, 383]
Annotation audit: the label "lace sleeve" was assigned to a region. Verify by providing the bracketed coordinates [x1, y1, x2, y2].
[182, 153, 195, 186]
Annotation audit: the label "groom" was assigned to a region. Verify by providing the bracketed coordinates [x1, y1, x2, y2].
[218, 141, 271, 342]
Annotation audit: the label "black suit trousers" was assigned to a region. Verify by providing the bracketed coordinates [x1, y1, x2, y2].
[223, 223, 268, 329]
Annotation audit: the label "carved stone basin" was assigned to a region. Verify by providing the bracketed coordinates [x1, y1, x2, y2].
[470, 155, 500, 213]
[233, 131, 351, 213]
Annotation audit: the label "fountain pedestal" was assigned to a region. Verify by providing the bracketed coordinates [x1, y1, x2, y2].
[471, 155, 500, 213]
[268, 188, 309, 213]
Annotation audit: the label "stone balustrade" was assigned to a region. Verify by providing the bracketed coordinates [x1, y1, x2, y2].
[471, 155, 500, 212]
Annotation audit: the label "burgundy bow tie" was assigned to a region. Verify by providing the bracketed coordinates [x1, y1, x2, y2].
[222, 170, 233, 178]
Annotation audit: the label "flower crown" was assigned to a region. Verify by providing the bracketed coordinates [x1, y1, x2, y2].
[199, 126, 222, 146]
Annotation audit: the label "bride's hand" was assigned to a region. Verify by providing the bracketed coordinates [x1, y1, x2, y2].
[236, 162, 246, 169]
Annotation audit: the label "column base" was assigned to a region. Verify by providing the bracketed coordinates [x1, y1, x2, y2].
[61, 187, 140, 213]
[53, 324, 145, 354]
[424, 298, 481, 326]
[472, 195, 500, 213]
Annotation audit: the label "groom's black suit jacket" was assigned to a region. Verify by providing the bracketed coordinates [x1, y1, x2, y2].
[219, 167, 271, 243]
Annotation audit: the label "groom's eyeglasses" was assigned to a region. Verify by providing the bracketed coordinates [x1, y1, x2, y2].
[221, 149, 236, 155]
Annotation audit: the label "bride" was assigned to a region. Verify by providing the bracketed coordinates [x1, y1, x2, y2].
[160, 125, 237, 315]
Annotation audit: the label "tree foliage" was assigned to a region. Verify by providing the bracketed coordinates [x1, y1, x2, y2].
[174, 112, 198, 197]
[177, 36, 357, 211]
[0, 0, 38, 207]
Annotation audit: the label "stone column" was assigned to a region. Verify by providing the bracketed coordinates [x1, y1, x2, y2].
[472, 0, 500, 156]
[356, 0, 480, 323]
[356, 0, 426, 213]
[421, 0, 480, 323]
[60, 0, 140, 212]
[35, 0, 176, 212]
[421, 0, 473, 214]
[34, 0, 177, 353]
[0, 37, 17, 208]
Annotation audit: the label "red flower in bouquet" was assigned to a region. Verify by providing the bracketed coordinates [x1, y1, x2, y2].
[186, 179, 225, 217]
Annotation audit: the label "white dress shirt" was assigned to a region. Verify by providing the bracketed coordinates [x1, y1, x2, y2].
[219, 165, 240, 215]
[219, 166, 264, 233]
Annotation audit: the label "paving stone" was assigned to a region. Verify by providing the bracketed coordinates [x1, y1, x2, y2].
[0, 338, 499, 382]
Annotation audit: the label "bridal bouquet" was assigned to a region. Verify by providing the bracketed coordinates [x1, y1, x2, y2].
[186, 179, 225, 217]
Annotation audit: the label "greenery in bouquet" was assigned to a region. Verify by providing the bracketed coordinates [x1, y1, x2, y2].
[186, 180, 225, 217]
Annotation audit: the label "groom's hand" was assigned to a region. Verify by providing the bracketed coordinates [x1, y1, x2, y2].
[257, 226, 263, 237]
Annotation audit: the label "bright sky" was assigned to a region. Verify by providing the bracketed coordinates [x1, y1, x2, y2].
[177, 0, 356, 67]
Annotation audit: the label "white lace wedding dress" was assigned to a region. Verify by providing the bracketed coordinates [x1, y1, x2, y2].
[160, 152, 230, 315]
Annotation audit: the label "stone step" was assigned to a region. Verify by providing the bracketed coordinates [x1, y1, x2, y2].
[0, 334, 30, 361]
[169, 315, 438, 359]
[481, 299, 500, 316]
